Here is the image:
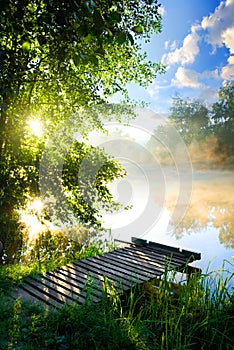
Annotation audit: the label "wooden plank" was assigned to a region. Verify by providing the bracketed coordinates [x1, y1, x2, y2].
[75, 259, 144, 286]
[131, 237, 201, 262]
[145, 245, 192, 262]
[62, 263, 129, 291]
[52, 267, 106, 298]
[47, 269, 97, 291]
[131, 237, 147, 246]
[83, 256, 150, 281]
[13, 287, 49, 308]
[181, 249, 201, 261]
[42, 272, 100, 303]
[86, 255, 155, 281]
[56, 264, 104, 289]
[100, 251, 164, 276]
[74, 260, 145, 287]
[121, 247, 175, 267]
[143, 247, 192, 266]
[109, 249, 165, 273]
[148, 240, 181, 254]
[24, 276, 85, 305]
[15, 239, 201, 308]
[19, 281, 65, 308]
[148, 241, 201, 261]
[127, 246, 187, 267]
[119, 246, 169, 265]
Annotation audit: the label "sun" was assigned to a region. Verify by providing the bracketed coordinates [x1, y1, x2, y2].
[28, 120, 43, 137]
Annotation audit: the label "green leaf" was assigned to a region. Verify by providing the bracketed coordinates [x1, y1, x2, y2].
[132, 25, 144, 34]
[72, 54, 80, 67]
[115, 32, 127, 44]
[109, 11, 121, 23]
[22, 41, 31, 51]
[84, 33, 93, 43]
[89, 55, 98, 66]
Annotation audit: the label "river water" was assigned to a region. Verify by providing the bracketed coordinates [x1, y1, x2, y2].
[102, 165, 234, 282]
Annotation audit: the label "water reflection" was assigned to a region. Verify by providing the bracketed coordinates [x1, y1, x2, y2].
[170, 171, 234, 249]
[143, 170, 234, 276]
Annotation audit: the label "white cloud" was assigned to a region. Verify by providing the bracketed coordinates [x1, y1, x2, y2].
[164, 40, 177, 51]
[227, 55, 234, 64]
[221, 27, 234, 54]
[198, 0, 234, 84]
[221, 55, 234, 80]
[162, 0, 234, 70]
[147, 84, 158, 98]
[164, 40, 169, 50]
[200, 69, 220, 80]
[172, 67, 202, 88]
[171, 67, 220, 89]
[201, 0, 234, 54]
[170, 40, 177, 51]
[147, 80, 170, 98]
[164, 25, 201, 66]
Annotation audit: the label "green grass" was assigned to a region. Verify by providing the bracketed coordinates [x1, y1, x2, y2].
[0, 231, 115, 290]
[0, 244, 233, 350]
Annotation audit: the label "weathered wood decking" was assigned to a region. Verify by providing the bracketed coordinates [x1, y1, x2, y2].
[14, 238, 201, 308]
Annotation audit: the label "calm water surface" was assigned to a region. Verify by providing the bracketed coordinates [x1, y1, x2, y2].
[103, 166, 234, 283]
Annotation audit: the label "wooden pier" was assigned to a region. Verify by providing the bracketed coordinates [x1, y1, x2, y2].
[14, 238, 201, 308]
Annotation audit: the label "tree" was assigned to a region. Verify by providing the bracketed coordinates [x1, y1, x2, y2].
[0, 0, 165, 262]
[40, 139, 126, 228]
[168, 97, 210, 145]
[211, 81, 234, 157]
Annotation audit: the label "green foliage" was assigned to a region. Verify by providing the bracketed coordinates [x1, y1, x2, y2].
[0, 259, 233, 349]
[43, 140, 126, 228]
[0, 0, 165, 261]
[150, 84, 234, 168]
[211, 81, 234, 157]
[21, 230, 82, 268]
[0, 233, 113, 292]
[0, 210, 24, 264]
[168, 97, 210, 145]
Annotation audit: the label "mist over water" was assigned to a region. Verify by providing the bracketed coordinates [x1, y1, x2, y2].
[103, 165, 234, 278]
[150, 169, 233, 269]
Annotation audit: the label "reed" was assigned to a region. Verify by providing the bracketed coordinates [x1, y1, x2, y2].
[0, 248, 233, 349]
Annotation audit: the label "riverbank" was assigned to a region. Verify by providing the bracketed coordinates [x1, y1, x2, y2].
[0, 241, 233, 349]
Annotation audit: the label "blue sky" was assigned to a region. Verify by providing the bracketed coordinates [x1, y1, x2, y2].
[127, 0, 234, 114]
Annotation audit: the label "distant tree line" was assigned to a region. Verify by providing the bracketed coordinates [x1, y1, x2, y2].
[150, 81, 234, 168]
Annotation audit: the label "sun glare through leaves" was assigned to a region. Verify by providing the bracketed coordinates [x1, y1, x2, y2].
[19, 198, 47, 241]
[27, 120, 43, 138]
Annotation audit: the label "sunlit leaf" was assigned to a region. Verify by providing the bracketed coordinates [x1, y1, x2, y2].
[84, 33, 93, 43]
[22, 41, 31, 51]
[132, 25, 144, 34]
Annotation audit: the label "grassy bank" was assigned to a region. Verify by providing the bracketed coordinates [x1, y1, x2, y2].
[0, 243, 233, 350]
